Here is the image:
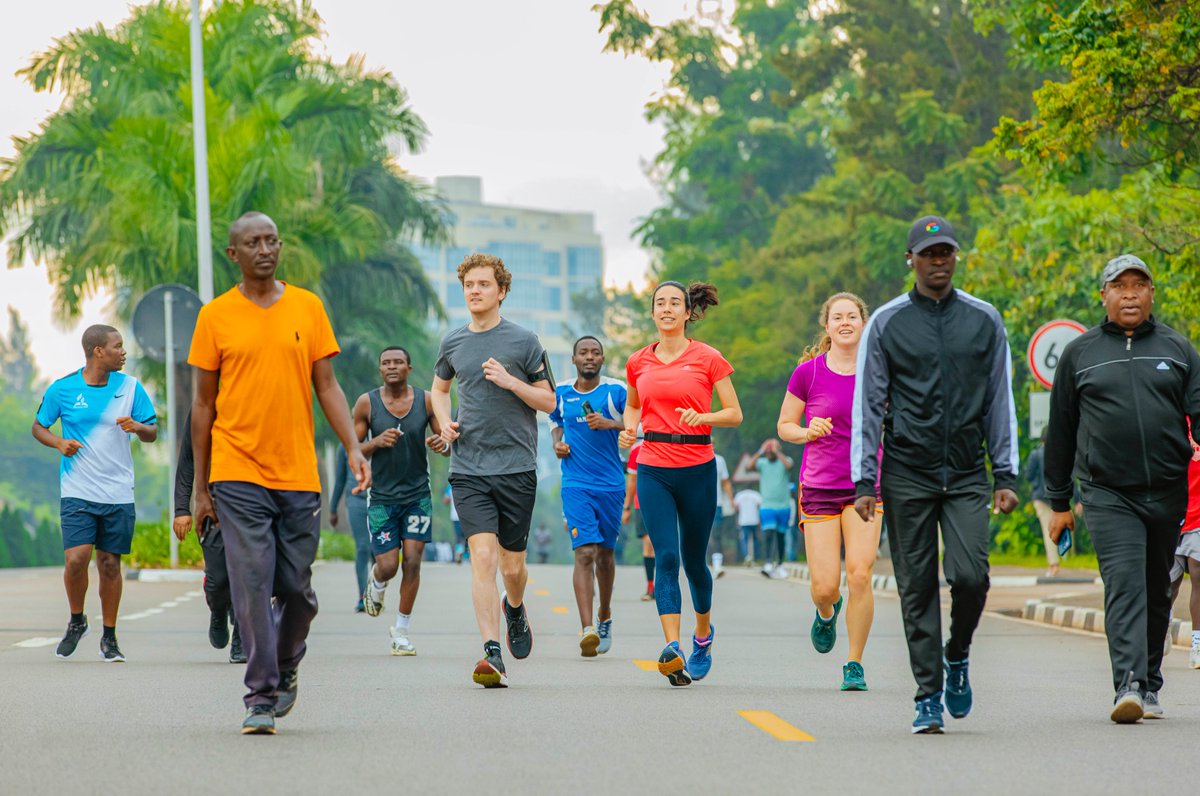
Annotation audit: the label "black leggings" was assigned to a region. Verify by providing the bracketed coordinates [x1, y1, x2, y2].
[637, 459, 717, 615]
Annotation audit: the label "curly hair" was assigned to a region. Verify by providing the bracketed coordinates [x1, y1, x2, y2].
[456, 253, 512, 298]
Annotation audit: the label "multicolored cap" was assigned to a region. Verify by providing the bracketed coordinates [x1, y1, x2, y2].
[1100, 254, 1152, 288]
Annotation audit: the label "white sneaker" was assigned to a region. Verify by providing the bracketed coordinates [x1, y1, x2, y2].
[389, 626, 416, 656]
[742, 556, 754, 567]
[364, 578, 387, 617]
[760, 563, 774, 578]
[1190, 646, 1200, 669]
[770, 566, 789, 579]
[714, 565, 725, 579]
[580, 626, 600, 657]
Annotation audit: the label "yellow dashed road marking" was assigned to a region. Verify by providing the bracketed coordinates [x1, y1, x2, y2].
[632, 659, 658, 671]
[534, 589, 550, 597]
[738, 711, 815, 742]
[551, 606, 570, 614]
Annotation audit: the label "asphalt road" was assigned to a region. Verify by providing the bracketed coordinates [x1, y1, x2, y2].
[2, 560, 1199, 795]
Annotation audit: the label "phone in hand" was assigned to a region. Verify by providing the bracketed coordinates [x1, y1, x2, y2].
[200, 515, 214, 543]
[581, 401, 595, 415]
[1056, 528, 1072, 558]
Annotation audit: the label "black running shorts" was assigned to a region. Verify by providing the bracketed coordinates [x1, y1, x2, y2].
[449, 470, 537, 552]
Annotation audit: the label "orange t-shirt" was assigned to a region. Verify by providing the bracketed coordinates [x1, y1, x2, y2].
[187, 283, 339, 492]
[625, 339, 734, 469]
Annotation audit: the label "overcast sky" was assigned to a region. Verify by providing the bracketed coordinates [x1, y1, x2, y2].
[1, 0, 690, 378]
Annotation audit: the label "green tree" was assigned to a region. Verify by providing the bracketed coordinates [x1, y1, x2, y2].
[0, 0, 446, 401]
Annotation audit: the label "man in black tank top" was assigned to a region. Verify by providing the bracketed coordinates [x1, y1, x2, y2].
[352, 346, 450, 655]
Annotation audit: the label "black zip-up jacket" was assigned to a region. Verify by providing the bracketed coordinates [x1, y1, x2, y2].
[1043, 316, 1200, 511]
[851, 287, 1019, 496]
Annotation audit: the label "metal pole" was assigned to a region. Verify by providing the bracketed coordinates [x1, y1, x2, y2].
[190, 0, 213, 303]
[165, 291, 179, 568]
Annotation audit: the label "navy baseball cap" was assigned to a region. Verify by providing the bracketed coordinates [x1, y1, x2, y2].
[1100, 254, 1152, 288]
[907, 215, 960, 253]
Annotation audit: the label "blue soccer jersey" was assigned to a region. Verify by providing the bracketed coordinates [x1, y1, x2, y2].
[548, 377, 627, 491]
[35, 369, 157, 504]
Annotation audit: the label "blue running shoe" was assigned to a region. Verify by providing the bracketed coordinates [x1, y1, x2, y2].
[657, 641, 692, 687]
[597, 619, 612, 655]
[840, 661, 868, 691]
[943, 649, 972, 718]
[912, 695, 944, 734]
[688, 626, 715, 681]
[810, 595, 842, 654]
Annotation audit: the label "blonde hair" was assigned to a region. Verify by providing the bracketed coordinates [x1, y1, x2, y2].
[800, 292, 870, 363]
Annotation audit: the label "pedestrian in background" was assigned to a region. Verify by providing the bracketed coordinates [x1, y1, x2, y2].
[1045, 254, 1200, 723]
[330, 445, 370, 612]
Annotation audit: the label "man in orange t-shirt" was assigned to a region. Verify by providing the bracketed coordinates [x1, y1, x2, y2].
[189, 211, 369, 736]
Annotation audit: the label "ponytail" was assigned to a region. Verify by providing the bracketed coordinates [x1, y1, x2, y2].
[799, 291, 869, 364]
[652, 280, 719, 325]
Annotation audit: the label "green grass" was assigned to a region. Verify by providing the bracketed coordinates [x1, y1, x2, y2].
[121, 522, 360, 568]
[988, 552, 1099, 571]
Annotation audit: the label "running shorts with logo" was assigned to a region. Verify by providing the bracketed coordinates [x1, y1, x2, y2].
[368, 496, 434, 553]
[562, 487, 623, 550]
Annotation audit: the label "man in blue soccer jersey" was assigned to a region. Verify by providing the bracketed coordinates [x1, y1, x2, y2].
[32, 325, 157, 662]
[549, 336, 627, 657]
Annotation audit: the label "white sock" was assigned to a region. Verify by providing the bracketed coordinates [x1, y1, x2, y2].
[1191, 630, 1200, 648]
[371, 576, 388, 591]
[395, 613, 410, 632]
[712, 553, 723, 569]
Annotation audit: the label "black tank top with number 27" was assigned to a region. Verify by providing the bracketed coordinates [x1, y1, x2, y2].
[367, 387, 431, 506]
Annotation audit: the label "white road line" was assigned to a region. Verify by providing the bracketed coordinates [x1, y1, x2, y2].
[13, 637, 59, 648]
[185, 591, 203, 598]
[159, 601, 179, 608]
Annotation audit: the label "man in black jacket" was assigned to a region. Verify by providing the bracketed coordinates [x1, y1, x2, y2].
[851, 215, 1019, 734]
[173, 408, 245, 663]
[1044, 254, 1200, 724]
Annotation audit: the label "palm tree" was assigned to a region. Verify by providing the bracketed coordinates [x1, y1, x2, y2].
[0, 0, 447, 399]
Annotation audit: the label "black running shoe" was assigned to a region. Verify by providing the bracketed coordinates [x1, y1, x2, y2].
[472, 645, 508, 688]
[502, 592, 533, 660]
[99, 635, 126, 663]
[229, 622, 247, 664]
[55, 618, 89, 659]
[209, 608, 230, 649]
[241, 705, 276, 735]
[275, 669, 298, 717]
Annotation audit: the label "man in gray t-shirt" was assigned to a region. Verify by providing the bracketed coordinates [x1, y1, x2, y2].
[435, 318, 549, 476]
[432, 253, 556, 689]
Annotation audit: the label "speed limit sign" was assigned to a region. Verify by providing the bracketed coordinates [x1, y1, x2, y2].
[1028, 319, 1087, 389]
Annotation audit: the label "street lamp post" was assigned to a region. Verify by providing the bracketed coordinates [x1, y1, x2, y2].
[190, 0, 213, 304]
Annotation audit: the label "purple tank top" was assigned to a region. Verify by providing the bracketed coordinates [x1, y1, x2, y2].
[786, 354, 879, 491]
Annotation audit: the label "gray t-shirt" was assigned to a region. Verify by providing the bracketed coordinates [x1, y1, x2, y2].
[434, 318, 550, 476]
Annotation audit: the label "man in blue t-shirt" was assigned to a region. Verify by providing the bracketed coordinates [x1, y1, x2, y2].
[32, 325, 157, 662]
[549, 336, 627, 657]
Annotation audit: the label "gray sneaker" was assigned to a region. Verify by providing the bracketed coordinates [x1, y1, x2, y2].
[1143, 691, 1164, 719]
[55, 619, 90, 659]
[1110, 689, 1144, 724]
[597, 619, 613, 655]
[241, 705, 276, 735]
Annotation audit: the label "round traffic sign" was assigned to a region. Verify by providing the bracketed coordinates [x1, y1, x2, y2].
[1027, 319, 1087, 389]
[131, 284, 203, 362]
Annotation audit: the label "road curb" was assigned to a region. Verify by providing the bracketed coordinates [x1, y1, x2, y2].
[775, 562, 1096, 590]
[125, 568, 204, 582]
[1022, 598, 1194, 647]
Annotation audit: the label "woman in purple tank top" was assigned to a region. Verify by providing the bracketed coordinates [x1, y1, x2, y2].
[777, 292, 881, 692]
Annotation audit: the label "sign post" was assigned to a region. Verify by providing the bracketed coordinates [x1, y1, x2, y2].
[1027, 319, 1087, 437]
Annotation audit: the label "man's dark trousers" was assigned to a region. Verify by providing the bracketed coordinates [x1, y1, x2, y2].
[1081, 481, 1185, 695]
[199, 523, 232, 618]
[882, 469, 991, 701]
[212, 481, 321, 708]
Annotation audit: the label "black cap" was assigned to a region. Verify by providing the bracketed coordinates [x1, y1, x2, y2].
[907, 215, 960, 254]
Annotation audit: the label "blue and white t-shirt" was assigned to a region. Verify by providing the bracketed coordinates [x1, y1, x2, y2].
[35, 370, 157, 505]
[548, 377, 627, 492]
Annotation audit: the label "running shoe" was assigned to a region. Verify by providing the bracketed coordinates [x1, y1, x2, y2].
[501, 592, 533, 659]
[657, 641, 692, 687]
[55, 618, 89, 659]
[99, 638, 126, 662]
[473, 645, 508, 688]
[943, 647, 972, 719]
[99, 635, 126, 663]
[363, 579, 386, 617]
[1143, 691, 1164, 719]
[810, 595, 842, 654]
[641, 582, 654, 601]
[241, 705, 276, 735]
[760, 563, 775, 578]
[841, 661, 868, 691]
[1190, 645, 1200, 669]
[912, 695, 944, 734]
[580, 625, 600, 657]
[597, 619, 613, 655]
[354, 599, 366, 614]
[209, 608, 230, 649]
[275, 669, 299, 717]
[770, 565, 789, 579]
[1110, 689, 1144, 724]
[688, 626, 715, 681]
[229, 622, 247, 664]
[389, 626, 416, 656]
